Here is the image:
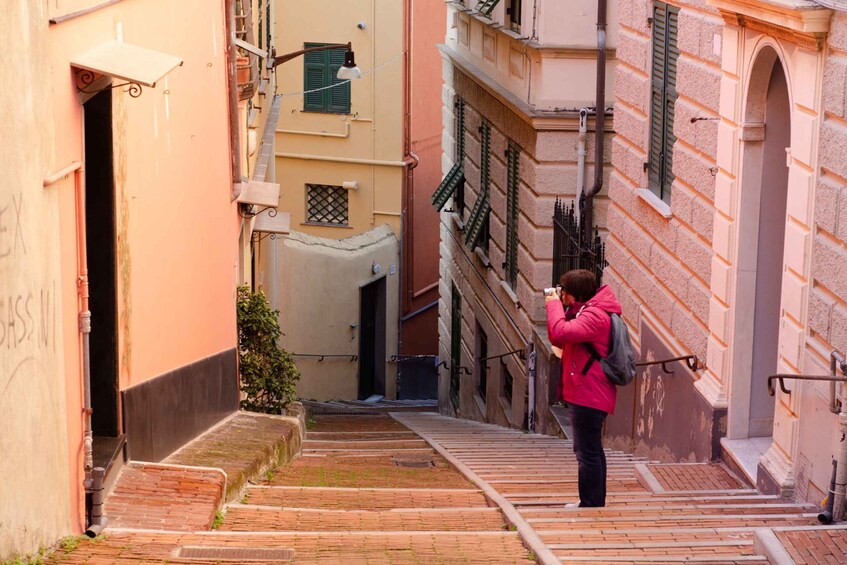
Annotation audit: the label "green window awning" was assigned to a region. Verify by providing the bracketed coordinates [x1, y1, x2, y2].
[432, 162, 464, 212]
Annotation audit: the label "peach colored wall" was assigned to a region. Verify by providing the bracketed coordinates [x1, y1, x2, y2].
[43, 0, 238, 537]
[403, 0, 446, 354]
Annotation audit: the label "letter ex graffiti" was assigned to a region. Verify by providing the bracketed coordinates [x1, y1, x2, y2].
[0, 192, 27, 260]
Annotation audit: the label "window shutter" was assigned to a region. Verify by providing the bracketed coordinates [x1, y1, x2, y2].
[304, 46, 326, 111]
[328, 47, 351, 113]
[649, 3, 667, 193]
[505, 142, 520, 289]
[663, 6, 680, 202]
[455, 98, 467, 214]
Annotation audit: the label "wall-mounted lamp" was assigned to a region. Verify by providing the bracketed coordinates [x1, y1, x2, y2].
[268, 42, 361, 81]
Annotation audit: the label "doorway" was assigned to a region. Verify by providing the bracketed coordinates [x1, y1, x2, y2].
[731, 49, 791, 441]
[358, 277, 386, 399]
[83, 91, 121, 463]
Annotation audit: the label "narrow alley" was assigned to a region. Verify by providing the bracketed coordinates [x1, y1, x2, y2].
[46, 408, 847, 564]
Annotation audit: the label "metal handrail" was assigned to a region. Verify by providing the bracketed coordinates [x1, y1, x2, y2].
[437, 360, 471, 375]
[636, 354, 702, 375]
[291, 353, 357, 362]
[767, 373, 847, 396]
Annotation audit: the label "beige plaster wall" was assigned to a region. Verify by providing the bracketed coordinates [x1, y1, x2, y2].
[273, 0, 404, 238]
[605, 0, 722, 372]
[262, 226, 400, 401]
[446, 3, 618, 111]
[0, 2, 71, 559]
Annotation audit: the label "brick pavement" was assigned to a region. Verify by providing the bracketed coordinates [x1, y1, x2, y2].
[648, 463, 745, 491]
[775, 527, 847, 564]
[103, 463, 225, 531]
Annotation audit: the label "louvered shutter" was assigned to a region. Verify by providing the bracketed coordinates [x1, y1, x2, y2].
[304, 45, 326, 111]
[663, 6, 680, 203]
[505, 142, 520, 289]
[649, 3, 667, 193]
[328, 47, 351, 113]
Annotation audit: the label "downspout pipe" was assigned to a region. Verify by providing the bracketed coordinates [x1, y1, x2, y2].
[583, 0, 607, 241]
[226, 0, 243, 200]
[830, 350, 847, 522]
[577, 108, 589, 205]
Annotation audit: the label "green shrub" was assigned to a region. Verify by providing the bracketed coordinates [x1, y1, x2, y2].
[236, 285, 300, 413]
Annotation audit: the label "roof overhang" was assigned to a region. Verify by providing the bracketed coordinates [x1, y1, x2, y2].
[70, 40, 183, 97]
[709, 0, 832, 49]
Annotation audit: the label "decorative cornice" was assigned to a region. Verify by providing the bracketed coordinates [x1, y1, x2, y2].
[710, 0, 832, 50]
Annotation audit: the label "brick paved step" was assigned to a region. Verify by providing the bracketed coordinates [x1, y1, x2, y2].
[538, 527, 757, 545]
[510, 494, 786, 507]
[307, 415, 412, 432]
[104, 463, 226, 532]
[245, 485, 490, 510]
[557, 556, 768, 563]
[219, 505, 508, 532]
[521, 503, 813, 519]
[769, 525, 847, 565]
[302, 439, 430, 449]
[529, 515, 817, 531]
[44, 529, 535, 564]
[551, 539, 756, 557]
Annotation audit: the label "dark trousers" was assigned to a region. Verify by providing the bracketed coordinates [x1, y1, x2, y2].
[569, 404, 608, 507]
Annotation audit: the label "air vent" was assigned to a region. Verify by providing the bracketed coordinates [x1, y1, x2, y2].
[176, 546, 295, 562]
[393, 454, 434, 468]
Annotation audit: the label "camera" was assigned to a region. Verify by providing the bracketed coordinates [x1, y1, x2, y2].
[543, 286, 562, 297]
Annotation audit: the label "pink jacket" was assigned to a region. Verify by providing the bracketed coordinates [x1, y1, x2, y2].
[546, 284, 621, 415]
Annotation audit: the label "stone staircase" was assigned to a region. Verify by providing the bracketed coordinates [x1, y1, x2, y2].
[394, 412, 828, 564]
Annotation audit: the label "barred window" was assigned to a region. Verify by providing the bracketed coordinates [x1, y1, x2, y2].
[505, 141, 520, 289]
[306, 184, 348, 226]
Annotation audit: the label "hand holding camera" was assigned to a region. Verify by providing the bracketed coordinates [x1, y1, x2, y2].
[544, 285, 562, 302]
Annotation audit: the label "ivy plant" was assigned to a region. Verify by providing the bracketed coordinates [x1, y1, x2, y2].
[236, 285, 300, 413]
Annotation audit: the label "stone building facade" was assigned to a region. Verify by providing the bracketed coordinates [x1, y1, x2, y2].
[436, 1, 616, 430]
[606, 0, 847, 503]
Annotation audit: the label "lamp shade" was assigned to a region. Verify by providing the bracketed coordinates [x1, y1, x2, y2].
[337, 49, 362, 80]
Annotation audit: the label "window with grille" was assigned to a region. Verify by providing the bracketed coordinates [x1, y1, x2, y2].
[476, 324, 488, 400]
[306, 184, 349, 226]
[508, 0, 522, 32]
[648, 2, 679, 204]
[505, 141, 520, 289]
[465, 119, 491, 251]
[303, 43, 351, 114]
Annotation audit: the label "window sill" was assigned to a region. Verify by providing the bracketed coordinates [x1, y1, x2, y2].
[636, 188, 673, 219]
[451, 212, 465, 231]
[301, 221, 352, 229]
[474, 247, 491, 267]
[499, 280, 520, 307]
[301, 109, 351, 115]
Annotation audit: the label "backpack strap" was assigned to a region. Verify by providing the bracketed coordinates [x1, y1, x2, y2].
[579, 312, 614, 375]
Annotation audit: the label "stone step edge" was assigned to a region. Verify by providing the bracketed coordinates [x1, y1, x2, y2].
[523, 503, 812, 513]
[537, 526, 765, 535]
[227, 504, 499, 513]
[391, 412, 562, 565]
[246, 485, 481, 493]
[105, 527, 523, 537]
[548, 539, 755, 550]
[512, 496, 782, 506]
[556, 556, 767, 563]
[527, 513, 819, 523]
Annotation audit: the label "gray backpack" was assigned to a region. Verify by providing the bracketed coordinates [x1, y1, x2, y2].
[581, 313, 637, 386]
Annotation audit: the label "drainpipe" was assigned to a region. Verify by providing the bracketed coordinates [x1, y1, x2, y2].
[226, 0, 243, 200]
[831, 351, 847, 522]
[577, 109, 589, 205]
[527, 344, 537, 432]
[44, 162, 101, 530]
[583, 0, 607, 241]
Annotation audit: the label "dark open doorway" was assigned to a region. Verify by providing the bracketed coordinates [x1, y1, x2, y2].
[358, 277, 387, 400]
[84, 91, 121, 465]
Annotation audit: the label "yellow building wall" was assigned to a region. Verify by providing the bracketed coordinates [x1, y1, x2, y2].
[273, 0, 404, 237]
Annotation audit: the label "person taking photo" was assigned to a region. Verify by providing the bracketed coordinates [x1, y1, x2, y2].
[545, 269, 622, 508]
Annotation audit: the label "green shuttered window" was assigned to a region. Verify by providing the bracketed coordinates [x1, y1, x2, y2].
[476, 0, 501, 17]
[303, 43, 351, 114]
[450, 283, 462, 411]
[649, 2, 679, 203]
[465, 120, 491, 251]
[432, 98, 467, 212]
[505, 141, 520, 289]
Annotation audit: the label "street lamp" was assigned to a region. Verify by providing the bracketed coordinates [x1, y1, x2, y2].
[268, 41, 361, 80]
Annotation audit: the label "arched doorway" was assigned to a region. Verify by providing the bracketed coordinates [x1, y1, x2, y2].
[729, 47, 791, 442]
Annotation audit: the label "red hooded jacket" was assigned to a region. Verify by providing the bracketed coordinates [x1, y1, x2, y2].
[546, 284, 621, 415]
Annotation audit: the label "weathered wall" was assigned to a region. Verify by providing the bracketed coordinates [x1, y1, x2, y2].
[265, 226, 400, 401]
[0, 2, 71, 559]
[605, 0, 722, 458]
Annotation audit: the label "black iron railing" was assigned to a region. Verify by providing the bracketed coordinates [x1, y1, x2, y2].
[552, 196, 606, 286]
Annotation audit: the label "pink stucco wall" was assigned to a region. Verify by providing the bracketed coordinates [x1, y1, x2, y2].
[47, 0, 238, 532]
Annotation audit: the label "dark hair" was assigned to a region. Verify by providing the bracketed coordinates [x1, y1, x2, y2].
[559, 269, 599, 303]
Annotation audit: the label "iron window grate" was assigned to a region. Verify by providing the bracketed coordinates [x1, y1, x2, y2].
[307, 184, 349, 226]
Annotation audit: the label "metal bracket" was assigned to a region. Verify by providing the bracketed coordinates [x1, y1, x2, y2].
[636, 354, 701, 375]
[437, 360, 471, 375]
[291, 353, 358, 362]
[478, 348, 527, 367]
[251, 231, 281, 243]
[239, 203, 278, 219]
[75, 69, 144, 98]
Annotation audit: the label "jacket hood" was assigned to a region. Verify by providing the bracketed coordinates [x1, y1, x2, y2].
[586, 284, 622, 316]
